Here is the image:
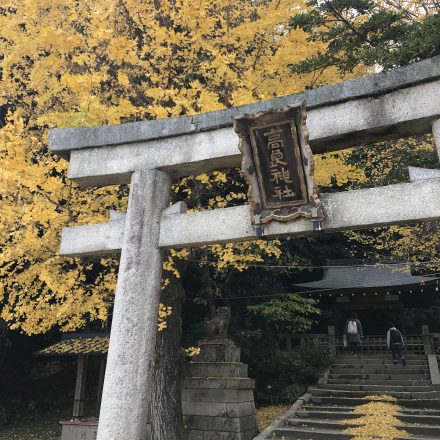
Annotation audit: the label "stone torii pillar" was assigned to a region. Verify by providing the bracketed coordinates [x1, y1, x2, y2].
[97, 170, 171, 440]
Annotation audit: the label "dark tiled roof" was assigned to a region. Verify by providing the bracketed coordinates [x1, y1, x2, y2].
[294, 264, 438, 290]
[36, 336, 109, 356]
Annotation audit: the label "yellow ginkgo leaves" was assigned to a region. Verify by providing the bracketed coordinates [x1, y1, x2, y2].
[342, 395, 409, 440]
[0, 0, 363, 335]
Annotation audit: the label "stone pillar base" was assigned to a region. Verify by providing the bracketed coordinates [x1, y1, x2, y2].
[61, 419, 98, 440]
[182, 339, 259, 440]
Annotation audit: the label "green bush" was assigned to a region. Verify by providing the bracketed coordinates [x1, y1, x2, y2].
[239, 331, 333, 405]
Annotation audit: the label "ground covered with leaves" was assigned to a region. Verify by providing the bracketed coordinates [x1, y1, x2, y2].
[0, 357, 92, 440]
[0, 405, 288, 439]
[256, 404, 290, 431]
[0, 417, 60, 440]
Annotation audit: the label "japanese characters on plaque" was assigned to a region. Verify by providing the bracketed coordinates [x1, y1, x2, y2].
[250, 122, 307, 207]
[233, 103, 323, 225]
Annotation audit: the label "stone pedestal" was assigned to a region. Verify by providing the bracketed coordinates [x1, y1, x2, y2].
[182, 339, 259, 440]
[61, 420, 98, 440]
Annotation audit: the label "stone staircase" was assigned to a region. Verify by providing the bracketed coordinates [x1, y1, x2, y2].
[258, 353, 440, 439]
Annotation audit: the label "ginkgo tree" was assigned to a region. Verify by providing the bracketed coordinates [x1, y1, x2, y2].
[0, 2, 364, 436]
[0, 0, 359, 335]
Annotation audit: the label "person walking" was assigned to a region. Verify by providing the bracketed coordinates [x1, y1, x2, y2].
[345, 312, 363, 355]
[387, 322, 406, 366]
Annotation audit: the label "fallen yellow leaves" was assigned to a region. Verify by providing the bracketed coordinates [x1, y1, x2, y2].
[363, 395, 397, 402]
[255, 405, 290, 431]
[342, 395, 409, 440]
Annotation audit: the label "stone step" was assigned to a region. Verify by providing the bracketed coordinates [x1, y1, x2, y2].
[333, 363, 428, 369]
[274, 427, 352, 439]
[263, 348, 439, 440]
[330, 367, 429, 375]
[336, 353, 425, 358]
[301, 405, 440, 416]
[332, 362, 427, 367]
[310, 395, 440, 407]
[309, 387, 440, 399]
[334, 352, 427, 364]
[328, 373, 430, 380]
[297, 409, 440, 425]
[286, 417, 440, 437]
[332, 359, 429, 368]
[327, 378, 431, 386]
[335, 358, 426, 363]
[273, 426, 434, 440]
[317, 383, 434, 392]
[336, 354, 426, 359]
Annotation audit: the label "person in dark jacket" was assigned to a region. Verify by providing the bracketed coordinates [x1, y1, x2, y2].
[387, 322, 406, 366]
[345, 312, 363, 355]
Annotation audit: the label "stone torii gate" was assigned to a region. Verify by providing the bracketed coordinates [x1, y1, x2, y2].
[49, 56, 440, 440]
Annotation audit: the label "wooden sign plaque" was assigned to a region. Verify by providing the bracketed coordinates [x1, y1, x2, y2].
[233, 102, 322, 225]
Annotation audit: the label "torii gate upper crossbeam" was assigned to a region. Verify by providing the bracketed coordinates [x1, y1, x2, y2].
[50, 56, 440, 187]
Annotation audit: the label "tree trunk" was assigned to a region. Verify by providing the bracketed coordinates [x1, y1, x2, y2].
[150, 274, 187, 440]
